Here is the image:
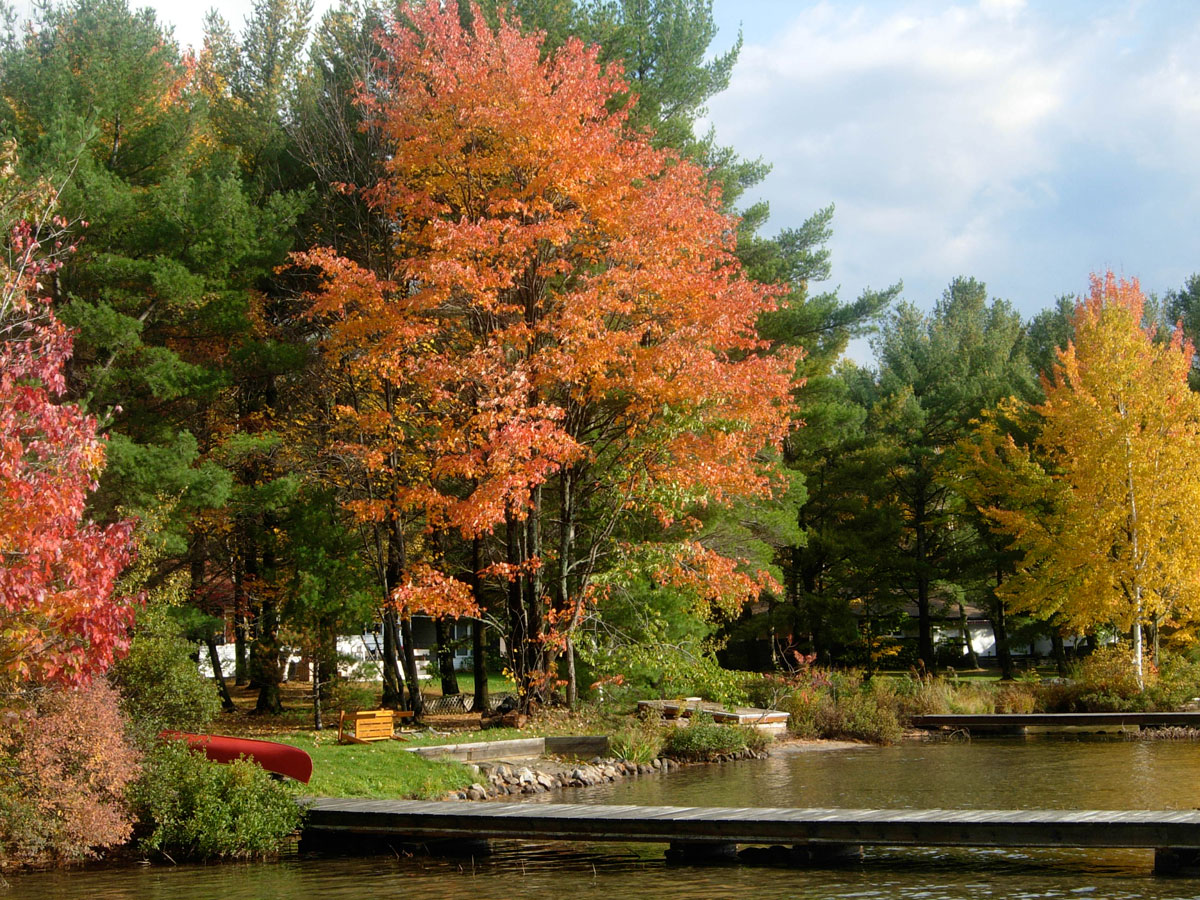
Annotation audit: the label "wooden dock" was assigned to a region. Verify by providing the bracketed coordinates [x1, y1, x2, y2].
[301, 798, 1200, 873]
[911, 712, 1200, 734]
[637, 699, 789, 732]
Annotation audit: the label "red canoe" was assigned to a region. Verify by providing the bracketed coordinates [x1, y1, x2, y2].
[160, 732, 313, 784]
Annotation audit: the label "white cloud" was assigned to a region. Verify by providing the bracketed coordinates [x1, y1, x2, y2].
[979, 0, 1027, 19]
[706, 1, 1200, 317]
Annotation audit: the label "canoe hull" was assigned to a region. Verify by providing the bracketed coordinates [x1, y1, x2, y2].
[161, 731, 313, 784]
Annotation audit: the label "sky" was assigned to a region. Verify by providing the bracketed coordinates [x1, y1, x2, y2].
[10, 0, 1200, 344]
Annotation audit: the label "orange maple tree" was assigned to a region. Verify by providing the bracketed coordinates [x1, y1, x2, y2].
[300, 2, 797, 705]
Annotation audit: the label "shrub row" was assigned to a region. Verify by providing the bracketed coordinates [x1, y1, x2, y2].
[738, 645, 1200, 744]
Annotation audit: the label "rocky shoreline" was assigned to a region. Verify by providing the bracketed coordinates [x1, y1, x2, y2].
[447, 747, 771, 801]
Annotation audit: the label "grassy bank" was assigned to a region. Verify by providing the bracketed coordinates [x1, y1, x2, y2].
[273, 734, 476, 799]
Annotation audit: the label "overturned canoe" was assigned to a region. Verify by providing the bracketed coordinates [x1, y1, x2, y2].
[160, 731, 313, 784]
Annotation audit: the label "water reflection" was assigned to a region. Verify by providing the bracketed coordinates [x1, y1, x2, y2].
[7, 740, 1200, 900]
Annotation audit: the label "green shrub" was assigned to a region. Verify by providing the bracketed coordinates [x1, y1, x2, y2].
[131, 742, 302, 860]
[609, 714, 667, 763]
[780, 689, 822, 739]
[890, 671, 953, 718]
[1030, 648, 1200, 712]
[819, 673, 903, 744]
[1033, 678, 1080, 713]
[109, 605, 222, 745]
[890, 671, 997, 718]
[1074, 645, 1144, 707]
[742, 725, 773, 755]
[662, 717, 751, 761]
[1146, 653, 1200, 710]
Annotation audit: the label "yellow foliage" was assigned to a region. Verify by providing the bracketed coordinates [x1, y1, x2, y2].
[963, 274, 1200, 664]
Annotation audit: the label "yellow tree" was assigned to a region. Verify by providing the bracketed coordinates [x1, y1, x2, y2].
[966, 273, 1200, 687]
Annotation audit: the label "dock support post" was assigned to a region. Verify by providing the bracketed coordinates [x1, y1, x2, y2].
[666, 840, 739, 864]
[791, 843, 863, 865]
[1154, 847, 1200, 875]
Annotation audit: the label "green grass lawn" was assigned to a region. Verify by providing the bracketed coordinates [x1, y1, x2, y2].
[274, 733, 478, 799]
[269, 702, 621, 799]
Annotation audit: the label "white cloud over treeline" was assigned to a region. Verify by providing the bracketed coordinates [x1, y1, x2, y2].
[708, 0, 1200, 318]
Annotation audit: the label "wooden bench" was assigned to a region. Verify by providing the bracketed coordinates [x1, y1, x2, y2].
[337, 708, 414, 744]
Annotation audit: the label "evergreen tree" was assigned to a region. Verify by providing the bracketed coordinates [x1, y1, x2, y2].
[870, 277, 1033, 668]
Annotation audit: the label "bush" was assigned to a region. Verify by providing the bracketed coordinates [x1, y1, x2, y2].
[816, 673, 903, 744]
[1073, 644, 1145, 710]
[109, 606, 222, 745]
[0, 682, 140, 867]
[131, 741, 303, 860]
[995, 682, 1037, 713]
[662, 716, 751, 761]
[780, 689, 822, 739]
[1030, 645, 1200, 712]
[1146, 653, 1200, 710]
[890, 671, 997, 718]
[609, 713, 667, 763]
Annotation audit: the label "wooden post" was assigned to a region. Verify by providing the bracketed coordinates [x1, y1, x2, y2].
[1155, 847, 1200, 875]
[666, 841, 739, 864]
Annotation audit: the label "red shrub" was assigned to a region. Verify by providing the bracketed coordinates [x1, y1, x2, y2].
[0, 681, 141, 866]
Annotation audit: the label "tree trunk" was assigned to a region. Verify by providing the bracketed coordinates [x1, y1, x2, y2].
[472, 618, 489, 713]
[959, 603, 979, 669]
[381, 608, 404, 708]
[319, 628, 337, 705]
[566, 636, 578, 707]
[233, 554, 248, 686]
[244, 533, 263, 691]
[206, 633, 236, 712]
[435, 617, 460, 695]
[469, 538, 489, 714]
[914, 502, 934, 670]
[399, 616, 424, 717]
[312, 657, 323, 731]
[505, 512, 529, 701]
[1133, 618, 1144, 690]
[560, 469, 579, 708]
[526, 485, 545, 705]
[992, 598, 1014, 681]
[253, 597, 284, 714]
[1050, 630, 1068, 676]
[252, 535, 283, 715]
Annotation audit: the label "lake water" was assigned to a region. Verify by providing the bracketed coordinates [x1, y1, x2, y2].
[9, 739, 1200, 900]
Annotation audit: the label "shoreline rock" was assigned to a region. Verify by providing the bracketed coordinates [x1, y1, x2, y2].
[444, 746, 770, 801]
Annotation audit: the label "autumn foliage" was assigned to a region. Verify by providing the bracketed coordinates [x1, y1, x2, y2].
[0, 147, 137, 688]
[961, 273, 1200, 683]
[0, 680, 140, 864]
[298, 2, 796, 700]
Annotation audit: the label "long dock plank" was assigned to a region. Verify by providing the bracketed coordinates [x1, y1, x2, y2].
[302, 799, 1200, 850]
[911, 712, 1200, 729]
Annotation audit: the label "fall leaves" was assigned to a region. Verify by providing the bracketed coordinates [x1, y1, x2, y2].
[0, 149, 137, 689]
[958, 273, 1200, 683]
[297, 2, 795, 697]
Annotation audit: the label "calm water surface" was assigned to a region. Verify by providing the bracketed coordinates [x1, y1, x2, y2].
[9, 739, 1200, 900]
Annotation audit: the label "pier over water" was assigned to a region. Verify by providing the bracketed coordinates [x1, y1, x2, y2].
[301, 798, 1200, 874]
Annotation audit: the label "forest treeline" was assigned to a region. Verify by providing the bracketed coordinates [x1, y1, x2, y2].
[5, 0, 1200, 724]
